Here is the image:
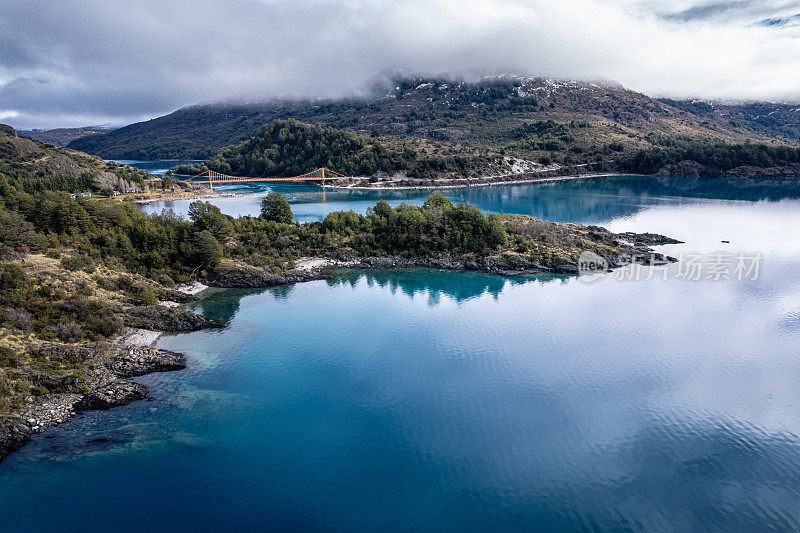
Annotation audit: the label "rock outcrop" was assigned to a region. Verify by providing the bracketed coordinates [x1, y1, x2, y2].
[615, 232, 683, 247]
[0, 344, 190, 463]
[74, 381, 148, 412]
[123, 306, 226, 331]
[202, 260, 332, 288]
[107, 345, 186, 377]
[0, 419, 32, 461]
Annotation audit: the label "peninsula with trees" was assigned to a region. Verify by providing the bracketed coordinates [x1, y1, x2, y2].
[0, 124, 679, 461]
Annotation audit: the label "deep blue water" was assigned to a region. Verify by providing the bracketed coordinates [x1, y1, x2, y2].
[111, 159, 201, 176]
[3, 170, 800, 531]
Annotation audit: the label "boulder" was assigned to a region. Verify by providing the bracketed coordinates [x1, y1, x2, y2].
[74, 381, 148, 412]
[108, 346, 186, 377]
[123, 306, 226, 331]
[0, 418, 32, 463]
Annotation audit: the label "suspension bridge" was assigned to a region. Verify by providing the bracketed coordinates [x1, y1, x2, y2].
[187, 168, 350, 189]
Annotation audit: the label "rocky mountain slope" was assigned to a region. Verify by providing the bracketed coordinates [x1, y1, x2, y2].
[0, 124, 150, 193]
[68, 76, 800, 164]
[20, 126, 114, 147]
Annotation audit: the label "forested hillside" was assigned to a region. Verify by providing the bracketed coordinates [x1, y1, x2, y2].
[172, 120, 507, 180]
[172, 118, 800, 184]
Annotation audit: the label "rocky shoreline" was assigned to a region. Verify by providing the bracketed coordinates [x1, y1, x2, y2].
[200, 229, 680, 289]
[201, 260, 334, 288]
[131, 188, 244, 205]
[327, 166, 800, 191]
[326, 170, 619, 190]
[1, 344, 188, 463]
[0, 227, 679, 463]
[0, 280, 221, 464]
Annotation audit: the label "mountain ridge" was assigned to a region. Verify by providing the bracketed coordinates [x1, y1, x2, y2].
[21, 126, 115, 147]
[66, 76, 800, 168]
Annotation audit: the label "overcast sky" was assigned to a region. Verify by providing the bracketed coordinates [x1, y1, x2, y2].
[2, 0, 800, 129]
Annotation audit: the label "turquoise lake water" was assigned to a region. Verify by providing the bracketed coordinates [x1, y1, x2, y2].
[2, 166, 800, 531]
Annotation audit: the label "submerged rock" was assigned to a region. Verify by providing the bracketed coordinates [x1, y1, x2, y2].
[0, 418, 33, 463]
[74, 381, 148, 412]
[0, 344, 193, 463]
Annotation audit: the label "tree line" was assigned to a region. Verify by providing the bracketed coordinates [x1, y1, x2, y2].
[618, 142, 800, 174]
[170, 120, 492, 180]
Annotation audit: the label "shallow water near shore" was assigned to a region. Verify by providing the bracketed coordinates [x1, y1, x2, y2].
[3, 173, 800, 530]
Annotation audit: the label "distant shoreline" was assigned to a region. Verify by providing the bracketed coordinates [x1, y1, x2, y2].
[154, 171, 623, 200]
[131, 189, 246, 205]
[152, 169, 800, 200]
[325, 172, 622, 190]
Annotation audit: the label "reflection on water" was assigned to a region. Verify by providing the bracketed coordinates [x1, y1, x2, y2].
[329, 268, 567, 304]
[188, 287, 267, 323]
[189, 286, 291, 323]
[139, 174, 800, 225]
[190, 269, 566, 322]
[3, 173, 800, 531]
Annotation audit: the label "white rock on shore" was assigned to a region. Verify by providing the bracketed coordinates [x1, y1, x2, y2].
[294, 257, 334, 271]
[175, 281, 209, 295]
[116, 328, 162, 347]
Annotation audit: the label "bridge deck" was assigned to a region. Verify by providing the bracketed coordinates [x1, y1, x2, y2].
[202, 176, 328, 183]
[187, 167, 348, 186]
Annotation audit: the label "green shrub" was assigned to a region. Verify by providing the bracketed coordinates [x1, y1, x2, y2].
[0, 263, 28, 292]
[0, 347, 21, 367]
[133, 287, 159, 306]
[261, 192, 293, 223]
[194, 231, 223, 268]
[60, 254, 95, 272]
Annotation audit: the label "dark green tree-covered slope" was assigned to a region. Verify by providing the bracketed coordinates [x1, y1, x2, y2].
[174, 119, 800, 183]
[174, 120, 506, 180]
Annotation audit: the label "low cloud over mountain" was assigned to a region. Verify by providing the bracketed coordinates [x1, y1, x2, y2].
[2, 0, 800, 128]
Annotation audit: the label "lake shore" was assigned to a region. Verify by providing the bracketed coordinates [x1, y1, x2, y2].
[326, 171, 621, 190]
[0, 206, 679, 464]
[161, 167, 800, 195]
[163, 169, 621, 194]
[0, 280, 212, 463]
[130, 189, 245, 205]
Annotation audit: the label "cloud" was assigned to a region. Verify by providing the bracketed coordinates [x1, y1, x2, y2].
[657, 1, 757, 22]
[1, 0, 799, 128]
